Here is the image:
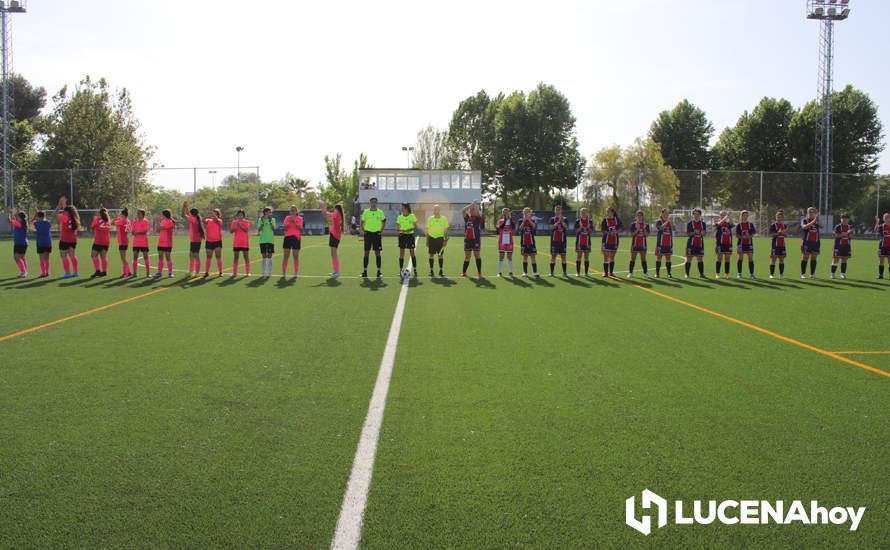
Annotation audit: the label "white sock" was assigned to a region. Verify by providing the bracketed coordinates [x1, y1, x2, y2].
[508, 260, 513, 273]
[498, 259, 503, 273]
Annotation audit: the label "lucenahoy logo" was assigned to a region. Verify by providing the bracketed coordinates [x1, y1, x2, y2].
[625, 489, 865, 535]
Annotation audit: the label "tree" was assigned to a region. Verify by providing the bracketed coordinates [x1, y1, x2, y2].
[10, 73, 46, 123]
[649, 99, 713, 205]
[32, 76, 153, 208]
[446, 90, 498, 174]
[412, 125, 453, 169]
[282, 173, 310, 195]
[319, 153, 371, 213]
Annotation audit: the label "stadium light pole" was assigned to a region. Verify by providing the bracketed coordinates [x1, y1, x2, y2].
[807, 0, 850, 227]
[235, 146, 244, 182]
[208, 170, 217, 189]
[401, 146, 414, 168]
[1, 0, 26, 210]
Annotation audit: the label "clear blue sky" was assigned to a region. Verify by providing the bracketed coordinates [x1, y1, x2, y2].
[12, 0, 890, 190]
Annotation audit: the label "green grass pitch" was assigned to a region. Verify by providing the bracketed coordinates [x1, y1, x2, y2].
[0, 235, 888, 547]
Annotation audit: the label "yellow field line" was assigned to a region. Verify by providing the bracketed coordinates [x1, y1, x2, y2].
[0, 245, 324, 344]
[597, 271, 890, 380]
[831, 351, 890, 355]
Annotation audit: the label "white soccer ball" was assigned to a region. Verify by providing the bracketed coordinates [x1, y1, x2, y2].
[400, 268, 411, 279]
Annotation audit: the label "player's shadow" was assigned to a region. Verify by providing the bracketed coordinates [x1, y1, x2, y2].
[712, 279, 751, 290]
[276, 276, 297, 289]
[429, 277, 457, 288]
[218, 275, 242, 287]
[852, 279, 887, 288]
[247, 276, 271, 288]
[530, 276, 554, 288]
[360, 278, 388, 291]
[553, 275, 591, 288]
[313, 277, 342, 288]
[835, 280, 884, 291]
[740, 278, 783, 290]
[58, 277, 89, 287]
[0, 277, 31, 287]
[10, 277, 55, 289]
[471, 277, 495, 289]
[586, 275, 620, 288]
[801, 279, 843, 290]
[502, 276, 531, 288]
[649, 277, 682, 288]
[101, 276, 138, 288]
[677, 277, 713, 289]
[407, 278, 423, 288]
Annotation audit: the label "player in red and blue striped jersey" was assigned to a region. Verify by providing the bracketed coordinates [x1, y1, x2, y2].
[830, 213, 853, 279]
[714, 210, 734, 278]
[519, 207, 539, 277]
[574, 208, 594, 276]
[461, 201, 485, 278]
[496, 208, 516, 277]
[734, 210, 757, 279]
[800, 206, 821, 279]
[549, 204, 569, 277]
[600, 207, 622, 277]
[876, 212, 890, 280]
[654, 208, 674, 278]
[628, 210, 651, 278]
[685, 208, 707, 278]
[768, 210, 788, 279]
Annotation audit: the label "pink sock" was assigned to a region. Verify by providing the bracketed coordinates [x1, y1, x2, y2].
[145, 258, 151, 274]
[282, 261, 288, 275]
[245, 262, 250, 276]
[232, 261, 239, 275]
[205, 257, 211, 273]
[61, 257, 71, 274]
[42, 259, 49, 275]
[132, 258, 138, 274]
[216, 257, 223, 273]
[92, 257, 101, 271]
[333, 258, 340, 272]
[167, 259, 173, 274]
[71, 257, 79, 272]
[157, 258, 164, 273]
[101, 257, 108, 272]
[293, 260, 299, 274]
[17, 258, 26, 272]
[122, 260, 130, 275]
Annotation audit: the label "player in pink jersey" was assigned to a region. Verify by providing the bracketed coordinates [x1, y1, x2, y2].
[130, 209, 152, 277]
[154, 209, 176, 278]
[113, 208, 132, 277]
[203, 208, 224, 277]
[89, 208, 112, 278]
[282, 205, 303, 277]
[54, 197, 81, 278]
[181, 200, 205, 277]
[320, 200, 344, 277]
[230, 209, 251, 277]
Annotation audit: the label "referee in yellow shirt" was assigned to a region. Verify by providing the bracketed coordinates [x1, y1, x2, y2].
[425, 204, 449, 277]
[360, 197, 387, 278]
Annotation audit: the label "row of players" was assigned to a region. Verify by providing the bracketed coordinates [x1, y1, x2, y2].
[6, 197, 890, 281]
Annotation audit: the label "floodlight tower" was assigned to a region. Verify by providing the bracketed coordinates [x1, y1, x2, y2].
[1, 0, 26, 210]
[807, 0, 850, 225]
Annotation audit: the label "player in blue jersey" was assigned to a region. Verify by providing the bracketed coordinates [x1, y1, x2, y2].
[734, 210, 757, 279]
[549, 204, 569, 277]
[628, 210, 651, 278]
[461, 201, 484, 278]
[654, 208, 674, 278]
[685, 208, 707, 278]
[768, 210, 788, 279]
[800, 206, 821, 279]
[714, 210, 734, 278]
[830, 213, 853, 279]
[519, 207, 539, 277]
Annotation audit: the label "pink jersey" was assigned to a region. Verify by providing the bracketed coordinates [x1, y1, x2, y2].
[204, 218, 222, 242]
[114, 218, 130, 245]
[284, 215, 303, 238]
[131, 219, 150, 248]
[231, 219, 250, 248]
[187, 214, 203, 243]
[91, 216, 111, 246]
[158, 218, 175, 248]
[325, 210, 342, 239]
[58, 212, 78, 243]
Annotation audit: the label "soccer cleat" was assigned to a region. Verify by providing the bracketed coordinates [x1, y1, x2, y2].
[810, 274, 816, 279]
[361, 271, 368, 278]
[508, 272, 514, 277]
[534, 273, 540, 278]
[829, 273, 835, 279]
[439, 270, 445, 277]
[736, 273, 741, 279]
[203, 272, 210, 278]
[548, 273, 554, 277]
[749, 274, 755, 280]
[72, 272, 79, 277]
[801, 274, 807, 279]
[684, 274, 689, 278]
[91, 271, 101, 278]
[840, 273, 846, 279]
[153, 272, 162, 279]
[497, 273, 502, 277]
[769, 274, 775, 279]
[429, 270, 434, 277]
[461, 272, 467, 277]
[643, 273, 652, 279]
[563, 273, 570, 278]
[778, 274, 784, 279]
[522, 273, 529, 277]
[376, 270, 382, 278]
[168, 273, 175, 278]
[627, 273, 633, 278]
[331, 271, 340, 278]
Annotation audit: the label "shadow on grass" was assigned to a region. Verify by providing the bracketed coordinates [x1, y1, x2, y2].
[552, 275, 591, 288]
[58, 277, 90, 287]
[502, 275, 531, 288]
[360, 278, 388, 291]
[8, 277, 56, 289]
[312, 277, 341, 288]
[529, 276, 554, 288]
[649, 277, 682, 288]
[247, 276, 271, 288]
[585, 275, 620, 288]
[471, 277, 496, 289]
[429, 277, 457, 288]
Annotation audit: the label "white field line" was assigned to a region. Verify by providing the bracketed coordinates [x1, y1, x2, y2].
[329, 248, 413, 550]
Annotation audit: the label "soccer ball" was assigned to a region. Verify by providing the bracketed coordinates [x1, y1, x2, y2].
[400, 268, 411, 279]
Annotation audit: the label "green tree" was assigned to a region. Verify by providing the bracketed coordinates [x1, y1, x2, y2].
[319, 153, 371, 213]
[649, 99, 713, 205]
[413, 125, 453, 169]
[33, 76, 153, 208]
[10, 73, 46, 123]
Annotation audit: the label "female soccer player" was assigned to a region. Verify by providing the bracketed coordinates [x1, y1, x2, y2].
[714, 210, 734, 278]
[628, 210, 650, 278]
[517, 207, 538, 277]
[768, 210, 788, 279]
[282, 205, 303, 278]
[654, 208, 674, 278]
[574, 207, 594, 276]
[800, 206, 821, 279]
[182, 200, 204, 277]
[113, 208, 132, 277]
[735, 210, 757, 279]
[257, 206, 277, 277]
[320, 200, 342, 277]
[230, 209, 251, 277]
[426, 204, 449, 277]
[601, 207, 622, 277]
[685, 208, 707, 278]
[55, 198, 81, 278]
[89, 207, 112, 278]
[131, 209, 151, 277]
[461, 201, 484, 278]
[155, 209, 175, 278]
[397, 203, 418, 278]
[204, 208, 224, 277]
[32, 210, 52, 277]
[548, 205, 569, 277]
[7, 208, 28, 277]
[830, 213, 853, 279]
[496, 207, 516, 277]
[876, 212, 890, 279]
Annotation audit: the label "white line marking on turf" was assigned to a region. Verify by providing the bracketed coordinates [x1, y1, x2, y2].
[330, 249, 412, 550]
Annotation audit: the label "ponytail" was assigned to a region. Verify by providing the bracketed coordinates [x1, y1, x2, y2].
[190, 207, 204, 237]
[99, 208, 109, 223]
[65, 206, 80, 230]
[335, 204, 344, 233]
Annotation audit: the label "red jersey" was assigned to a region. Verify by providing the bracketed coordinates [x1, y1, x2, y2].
[879, 223, 890, 248]
[631, 222, 649, 249]
[158, 218, 175, 248]
[735, 221, 756, 246]
[496, 216, 515, 249]
[655, 219, 673, 248]
[575, 218, 593, 248]
[519, 219, 536, 246]
[717, 221, 733, 245]
[114, 217, 130, 246]
[131, 219, 150, 248]
[91, 216, 111, 246]
[205, 218, 223, 242]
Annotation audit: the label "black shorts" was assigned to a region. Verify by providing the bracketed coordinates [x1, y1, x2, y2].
[283, 235, 302, 250]
[260, 242, 275, 255]
[206, 240, 223, 251]
[329, 235, 341, 248]
[233, 247, 249, 253]
[58, 240, 77, 251]
[737, 244, 754, 254]
[157, 246, 172, 253]
[428, 237, 445, 255]
[631, 246, 647, 253]
[190, 242, 202, 253]
[118, 245, 129, 251]
[37, 245, 52, 254]
[398, 233, 416, 249]
[686, 245, 705, 257]
[880, 247, 890, 258]
[771, 246, 787, 258]
[521, 244, 537, 255]
[13, 244, 27, 255]
[364, 232, 382, 252]
[833, 244, 852, 258]
[802, 241, 821, 254]
[464, 238, 481, 252]
[91, 244, 109, 252]
[550, 241, 567, 254]
[133, 246, 149, 254]
[656, 245, 673, 256]
[716, 243, 733, 254]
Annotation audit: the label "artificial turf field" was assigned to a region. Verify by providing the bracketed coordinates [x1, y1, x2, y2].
[0, 234, 888, 548]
